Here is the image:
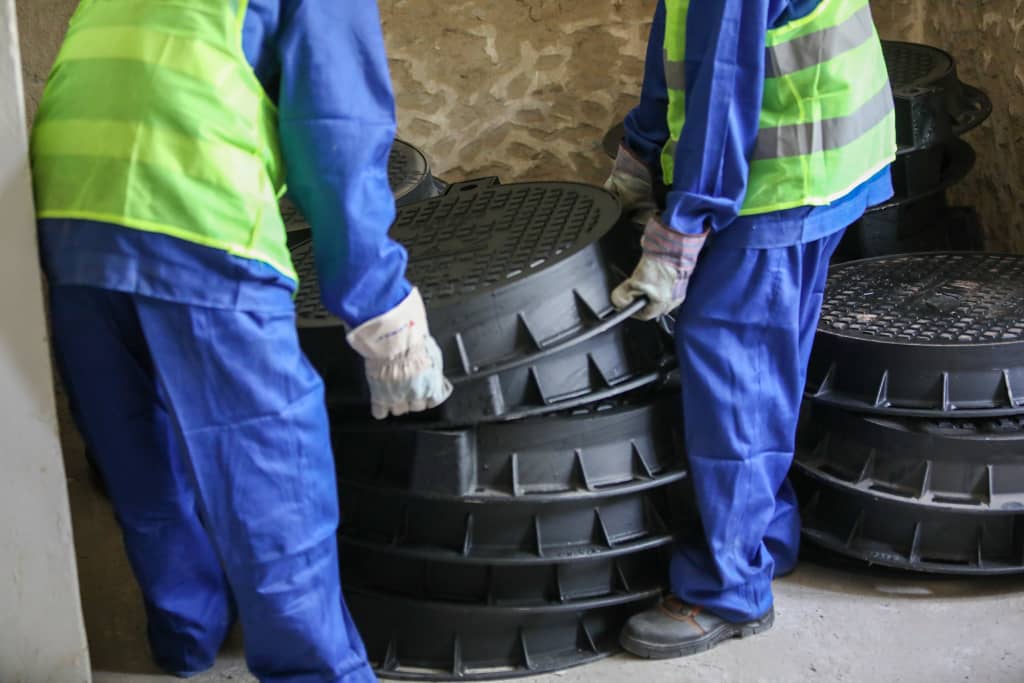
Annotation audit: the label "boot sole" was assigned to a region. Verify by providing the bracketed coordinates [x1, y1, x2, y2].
[620, 608, 775, 660]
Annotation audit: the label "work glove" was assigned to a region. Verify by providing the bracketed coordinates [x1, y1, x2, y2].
[347, 288, 453, 420]
[604, 144, 658, 228]
[611, 216, 709, 321]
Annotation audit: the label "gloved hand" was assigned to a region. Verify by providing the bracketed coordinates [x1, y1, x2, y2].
[604, 144, 658, 228]
[611, 216, 709, 321]
[347, 288, 453, 420]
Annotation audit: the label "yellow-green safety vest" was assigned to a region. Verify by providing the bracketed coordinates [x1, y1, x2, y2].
[31, 0, 295, 281]
[661, 0, 898, 216]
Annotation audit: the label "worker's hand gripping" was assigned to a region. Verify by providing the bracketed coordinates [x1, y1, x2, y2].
[611, 216, 709, 321]
[347, 288, 453, 420]
[604, 144, 658, 228]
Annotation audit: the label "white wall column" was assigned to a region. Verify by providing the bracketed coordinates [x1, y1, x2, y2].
[0, 0, 91, 680]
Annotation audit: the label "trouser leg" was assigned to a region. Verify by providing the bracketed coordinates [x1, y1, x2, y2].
[49, 286, 233, 675]
[134, 298, 375, 683]
[669, 230, 845, 621]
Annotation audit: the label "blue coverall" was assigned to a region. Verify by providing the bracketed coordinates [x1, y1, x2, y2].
[38, 1, 404, 680]
[624, 0, 894, 622]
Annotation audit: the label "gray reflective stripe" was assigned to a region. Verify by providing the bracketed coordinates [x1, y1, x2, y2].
[753, 82, 894, 160]
[663, 49, 686, 90]
[765, 4, 875, 78]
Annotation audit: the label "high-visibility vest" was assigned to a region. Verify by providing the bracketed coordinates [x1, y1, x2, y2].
[661, 0, 897, 216]
[31, 0, 295, 281]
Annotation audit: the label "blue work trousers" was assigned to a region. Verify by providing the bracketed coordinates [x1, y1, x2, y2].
[670, 229, 845, 622]
[49, 286, 375, 683]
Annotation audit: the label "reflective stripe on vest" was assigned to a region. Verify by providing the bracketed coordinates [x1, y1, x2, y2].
[663, 50, 687, 91]
[660, 0, 897, 216]
[30, 0, 295, 281]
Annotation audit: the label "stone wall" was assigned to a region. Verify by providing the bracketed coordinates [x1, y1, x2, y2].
[905, 3, 1024, 251]
[14, 0, 1024, 246]
[380, 0, 655, 185]
[16, 0, 74, 124]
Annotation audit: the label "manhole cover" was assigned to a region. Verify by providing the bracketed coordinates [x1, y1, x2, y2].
[884, 41, 953, 90]
[332, 394, 683, 498]
[798, 406, 1024, 511]
[808, 253, 1024, 416]
[794, 466, 1024, 576]
[883, 41, 991, 149]
[388, 138, 433, 202]
[341, 536, 670, 606]
[346, 587, 660, 681]
[292, 180, 674, 424]
[340, 466, 687, 558]
[296, 179, 619, 314]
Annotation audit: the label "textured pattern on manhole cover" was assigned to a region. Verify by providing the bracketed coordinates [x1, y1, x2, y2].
[883, 41, 952, 91]
[388, 139, 428, 196]
[294, 182, 616, 321]
[819, 253, 1024, 345]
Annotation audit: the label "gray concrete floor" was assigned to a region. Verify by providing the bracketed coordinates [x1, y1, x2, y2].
[62, 403, 1024, 683]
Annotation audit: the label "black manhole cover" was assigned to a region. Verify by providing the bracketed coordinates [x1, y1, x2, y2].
[345, 587, 660, 681]
[293, 179, 673, 424]
[793, 466, 1024, 575]
[887, 136, 975, 206]
[807, 253, 1024, 417]
[836, 139, 980, 262]
[339, 468, 688, 560]
[884, 41, 991, 149]
[340, 538, 670, 606]
[797, 405, 1024, 511]
[885, 40, 953, 90]
[332, 394, 683, 498]
[388, 138, 433, 202]
[296, 179, 620, 317]
[867, 135, 975, 213]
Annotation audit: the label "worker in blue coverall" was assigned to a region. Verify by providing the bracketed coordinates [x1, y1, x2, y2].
[606, 0, 896, 658]
[30, 1, 450, 681]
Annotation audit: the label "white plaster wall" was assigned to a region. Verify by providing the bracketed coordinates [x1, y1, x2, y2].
[0, 0, 91, 680]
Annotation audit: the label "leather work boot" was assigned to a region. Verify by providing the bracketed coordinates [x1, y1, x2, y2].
[620, 596, 775, 659]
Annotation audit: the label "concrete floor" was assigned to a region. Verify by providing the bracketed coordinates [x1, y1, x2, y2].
[62, 405, 1024, 683]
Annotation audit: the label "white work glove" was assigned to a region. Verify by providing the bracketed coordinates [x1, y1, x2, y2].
[611, 216, 709, 321]
[346, 288, 453, 420]
[604, 144, 658, 228]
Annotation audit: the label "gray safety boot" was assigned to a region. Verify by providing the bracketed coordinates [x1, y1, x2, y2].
[620, 596, 774, 659]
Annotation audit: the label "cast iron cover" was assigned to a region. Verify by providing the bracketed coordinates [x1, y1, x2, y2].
[793, 466, 1024, 575]
[388, 138, 434, 203]
[345, 587, 660, 680]
[340, 538, 669, 606]
[836, 138, 980, 262]
[293, 179, 675, 424]
[297, 179, 619, 313]
[807, 253, 1024, 417]
[332, 395, 683, 497]
[798, 405, 1024, 511]
[883, 41, 991, 147]
[339, 469, 688, 562]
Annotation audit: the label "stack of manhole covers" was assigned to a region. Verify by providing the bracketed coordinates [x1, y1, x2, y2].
[291, 178, 685, 678]
[601, 41, 991, 261]
[796, 253, 1024, 574]
[834, 41, 989, 261]
[282, 138, 443, 247]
